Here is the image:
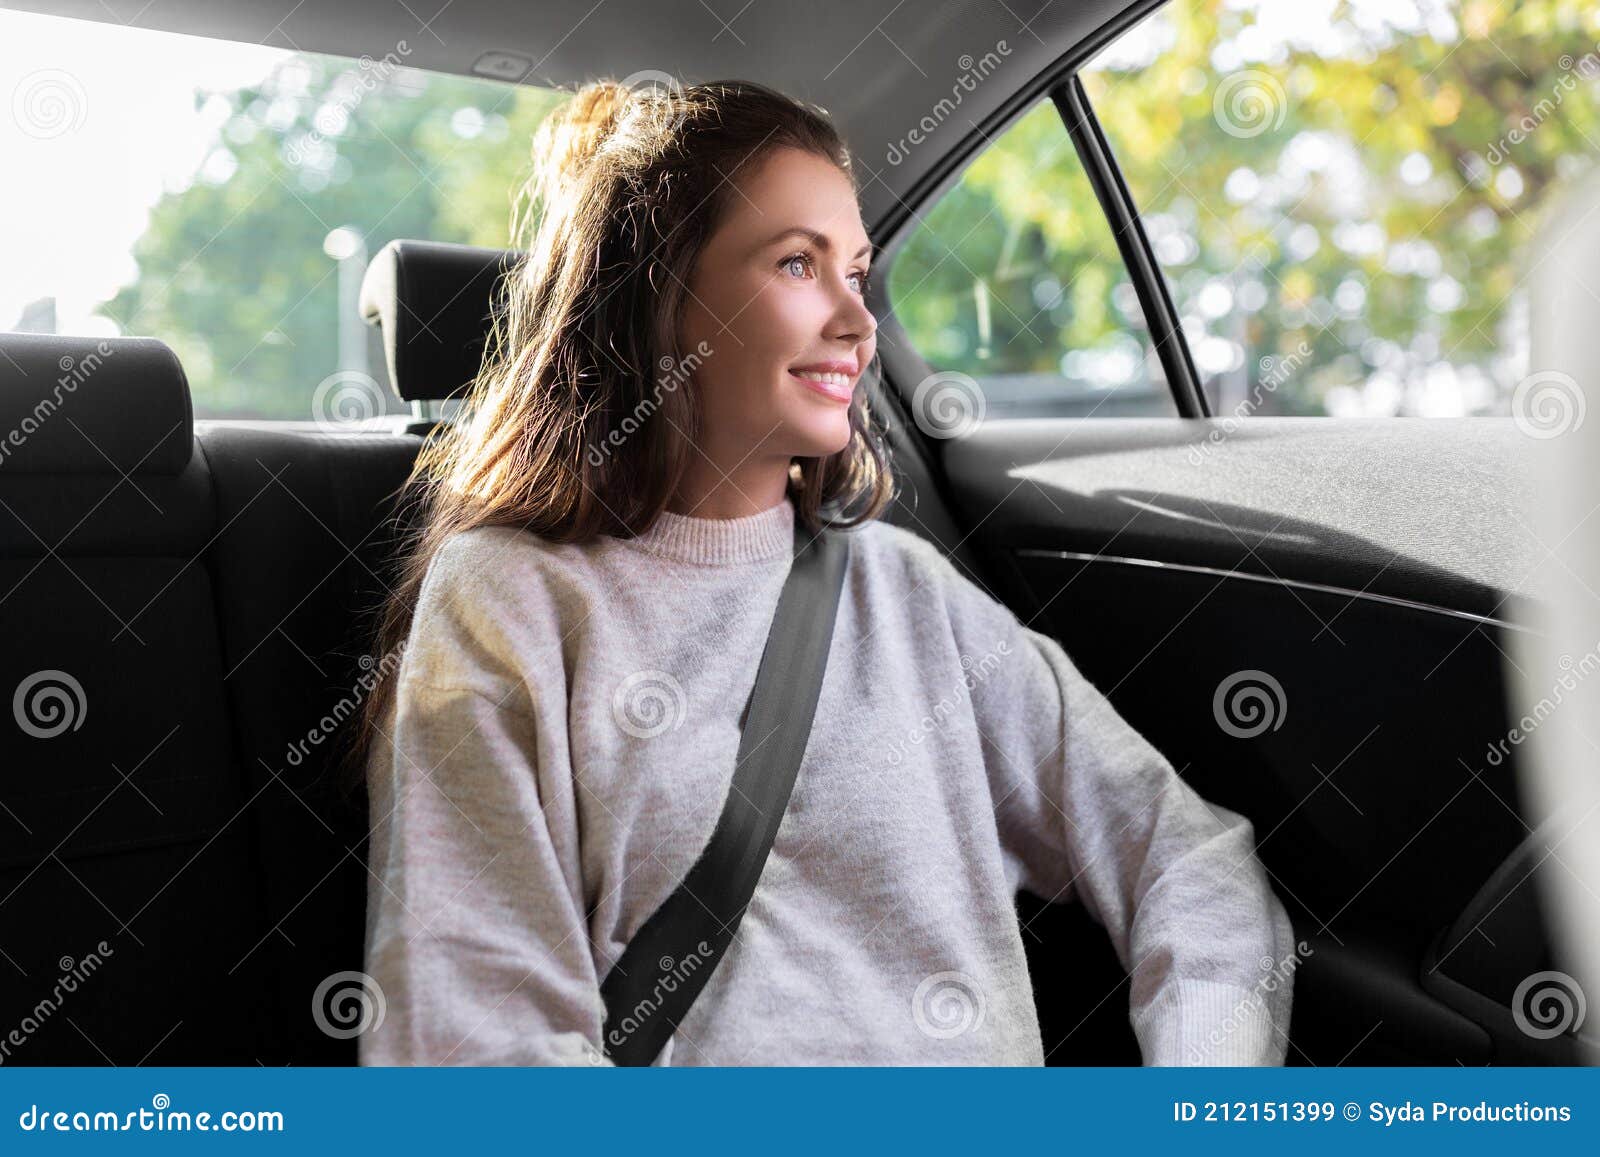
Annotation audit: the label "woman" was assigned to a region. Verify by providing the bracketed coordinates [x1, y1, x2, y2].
[345, 78, 1296, 1066]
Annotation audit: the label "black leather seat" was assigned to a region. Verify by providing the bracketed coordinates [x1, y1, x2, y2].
[0, 329, 425, 1065]
[0, 332, 272, 1063]
[196, 422, 420, 1063]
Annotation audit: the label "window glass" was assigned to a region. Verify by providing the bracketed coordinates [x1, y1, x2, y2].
[1083, 0, 1600, 417]
[887, 98, 1178, 426]
[1, 9, 565, 418]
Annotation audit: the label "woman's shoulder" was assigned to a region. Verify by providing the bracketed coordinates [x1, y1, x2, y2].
[414, 523, 596, 643]
[849, 514, 1021, 636]
[401, 524, 588, 701]
[850, 514, 972, 589]
[425, 523, 590, 596]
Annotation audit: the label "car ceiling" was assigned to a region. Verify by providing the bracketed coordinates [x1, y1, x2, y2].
[5, 0, 1148, 232]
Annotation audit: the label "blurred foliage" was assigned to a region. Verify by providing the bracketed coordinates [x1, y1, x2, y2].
[97, 0, 1600, 418]
[101, 57, 562, 418]
[887, 101, 1169, 414]
[889, 0, 1600, 417]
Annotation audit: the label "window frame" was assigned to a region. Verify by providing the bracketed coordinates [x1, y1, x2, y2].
[1053, 74, 1208, 418]
[869, 0, 1210, 426]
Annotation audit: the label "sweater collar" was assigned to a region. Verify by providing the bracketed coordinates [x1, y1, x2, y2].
[623, 494, 796, 566]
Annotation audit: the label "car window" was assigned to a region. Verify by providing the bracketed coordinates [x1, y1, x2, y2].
[1080, 0, 1600, 417]
[1, 9, 564, 419]
[887, 97, 1179, 422]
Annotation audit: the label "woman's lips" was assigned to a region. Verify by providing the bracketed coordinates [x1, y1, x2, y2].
[788, 368, 855, 403]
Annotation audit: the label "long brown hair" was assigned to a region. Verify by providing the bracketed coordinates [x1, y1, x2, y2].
[336, 78, 896, 797]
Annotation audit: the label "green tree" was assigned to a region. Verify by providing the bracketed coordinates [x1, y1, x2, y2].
[890, 0, 1600, 417]
[100, 54, 562, 418]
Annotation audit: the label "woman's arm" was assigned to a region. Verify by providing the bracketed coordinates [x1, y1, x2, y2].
[360, 535, 611, 1066]
[926, 545, 1297, 1065]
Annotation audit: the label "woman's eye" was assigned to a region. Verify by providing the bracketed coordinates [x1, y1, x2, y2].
[782, 252, 870, 293]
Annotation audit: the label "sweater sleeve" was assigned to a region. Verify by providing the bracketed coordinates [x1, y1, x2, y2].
[929, 548, 1297, 1066]
[359, 537, 612, 1067]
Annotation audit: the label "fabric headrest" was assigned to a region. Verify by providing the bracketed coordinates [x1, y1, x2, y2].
[0, 332, 193, 475]
[358, 239, 522, 402]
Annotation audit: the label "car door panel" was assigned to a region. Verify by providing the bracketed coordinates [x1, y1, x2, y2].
[925, 414, 1563, 1064]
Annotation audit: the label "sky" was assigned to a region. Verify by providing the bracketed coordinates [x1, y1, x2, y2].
[0, 8, 291, 332]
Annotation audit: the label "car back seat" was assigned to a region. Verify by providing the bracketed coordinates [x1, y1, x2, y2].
[196, 421, 421, 1064]
[0, 332, 274, 1063]
[0, 236, 978, 1066]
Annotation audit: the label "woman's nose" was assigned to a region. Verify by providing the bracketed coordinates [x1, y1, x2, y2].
[829, 288, 877, 344]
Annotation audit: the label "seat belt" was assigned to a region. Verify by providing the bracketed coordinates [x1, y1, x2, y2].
[599, 510, 851, 1066]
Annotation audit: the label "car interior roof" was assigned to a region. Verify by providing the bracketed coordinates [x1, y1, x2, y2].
[8, 0, 1153, 232]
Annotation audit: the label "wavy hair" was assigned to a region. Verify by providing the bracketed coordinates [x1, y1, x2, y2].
[336, 78, 896, 796]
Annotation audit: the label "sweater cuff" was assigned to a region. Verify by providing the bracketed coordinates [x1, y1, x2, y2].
[1132, 977, 1282, 1066]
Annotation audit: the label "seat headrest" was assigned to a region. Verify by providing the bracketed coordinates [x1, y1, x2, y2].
[358, 239, 522, 403]
[0, 332, 193, 475]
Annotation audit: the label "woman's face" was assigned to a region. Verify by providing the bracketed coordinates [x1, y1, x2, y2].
[677, 146, 877, 472]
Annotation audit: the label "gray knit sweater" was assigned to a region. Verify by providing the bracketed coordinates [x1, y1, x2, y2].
[359, 494, 1296, 1066]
